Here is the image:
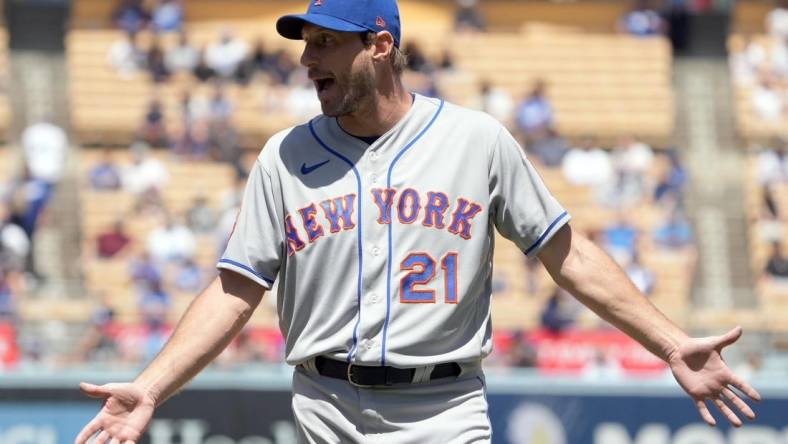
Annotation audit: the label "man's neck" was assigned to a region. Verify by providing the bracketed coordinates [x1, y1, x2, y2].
[337, 85, 412, 138]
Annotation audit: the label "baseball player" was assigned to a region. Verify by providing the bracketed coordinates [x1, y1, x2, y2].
[75, 0, 761, 442]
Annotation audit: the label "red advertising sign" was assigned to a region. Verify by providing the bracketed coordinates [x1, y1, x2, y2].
[0, 323, 18, 368]
[526, 328, 667, 375]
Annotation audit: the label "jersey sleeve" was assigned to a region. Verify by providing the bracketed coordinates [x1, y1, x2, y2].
[489, 126, 570, 256]
[216, 160, 283, 288]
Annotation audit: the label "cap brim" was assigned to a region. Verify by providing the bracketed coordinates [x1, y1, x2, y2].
[276, 13, 370, 40]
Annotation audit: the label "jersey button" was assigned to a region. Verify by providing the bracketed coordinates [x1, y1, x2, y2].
[371, 246, 381, 256]
[365, 339, 375, 350]
[370, 152, 379, 161]
[371, 173, 379, 183]
[369, 293, 379, 303]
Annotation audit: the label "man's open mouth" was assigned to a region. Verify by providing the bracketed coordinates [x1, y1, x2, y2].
[314, 77, 335, 93]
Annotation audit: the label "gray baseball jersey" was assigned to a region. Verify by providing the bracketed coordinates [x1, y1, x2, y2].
[217, 93, 569, 368]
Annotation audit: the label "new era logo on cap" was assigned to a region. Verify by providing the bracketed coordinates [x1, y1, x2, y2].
[276, 0, 401, 47]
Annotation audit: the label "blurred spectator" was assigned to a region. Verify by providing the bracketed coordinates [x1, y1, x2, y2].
[0, 201, 29, 270]
[265, 49, 298, 85]
[166, 31, 199, 73]
[472, 79, 514, 125]
[404, 42, 432, 74]
[729, 35, 763, 87]
[151, 0, 183, 32]
[193, 47, 216, 83]
[0, 266, 18, 322]
[764, 241, 788, 279]
[96, 220, 131, 259]
[205, 28, 249, 80]
[506, 331, 537, 368]
[88, 149, 122, 191]
[185, 195, 217, 234]
[561, 137, 614, 187]
[248, 38, 275, 76]
[515, 80, 553, 142]
[22, 119, 68, 185]
[179, 90, 210, 129]
[138, 279, 170, 324]
[130, 252, 162, 291]
[602, 213, 639, 263]
[602, 136, 655, 207]
[755, 183, 783, 243]
[454, 0, 485, 32]
[66, 294, 119, 364]
[133, 188, 167, 218]
[8, 168, 53, 282]
[146, 213, 196, 263]
[766, 0, 788, 40]
[146, 38, 170, 83]
[653, 209, 693, 249]
[764, 173, 781, 218]
[653, 150, 687, 205]
[209, 83, 234, 123]
[624, 253, 655, 295]
[613, 136, 654, 187]
[171, 258, 204, 293]
[618, 0, 666, 37]
[230, 328, 270, 364]
[437, 49, 455, 72]
[136, 292, 172, 363]
[122, 142, 169, 194]
[540, 288, 577, 333]
[173, 119, 211, 160]
[209, 119, 245, 178]
[251, 37, 282, 84]
[757, 139, 788, 185]
[139, 99, 168, 146]
[528, 129, 569, 168]
[751, 75, 783, 121]
[107, 31, 146, 77]
[113, 0, 149, 34]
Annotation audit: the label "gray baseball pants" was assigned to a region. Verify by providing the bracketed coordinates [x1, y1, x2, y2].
[291, 361, 492, 443]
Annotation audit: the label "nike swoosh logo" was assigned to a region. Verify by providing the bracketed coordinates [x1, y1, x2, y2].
[301, 160, 330, 175]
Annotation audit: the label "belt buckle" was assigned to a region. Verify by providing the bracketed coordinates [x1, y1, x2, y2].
[347, 364, 375, 388]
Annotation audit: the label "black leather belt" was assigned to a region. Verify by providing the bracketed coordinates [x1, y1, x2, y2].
[309, 356, 462, 388]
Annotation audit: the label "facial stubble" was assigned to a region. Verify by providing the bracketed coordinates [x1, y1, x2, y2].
[320, 58, 376, 118]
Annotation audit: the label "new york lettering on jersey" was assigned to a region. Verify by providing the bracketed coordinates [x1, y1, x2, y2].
[284, 189, 483, 256]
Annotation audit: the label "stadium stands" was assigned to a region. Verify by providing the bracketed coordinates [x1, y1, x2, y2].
[732, 2, 788, 335]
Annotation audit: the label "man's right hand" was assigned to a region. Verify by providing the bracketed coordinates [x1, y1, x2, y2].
[74, 382, 157, 444]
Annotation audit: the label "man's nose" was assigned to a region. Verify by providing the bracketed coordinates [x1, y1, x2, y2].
[300, 44, 317, 68]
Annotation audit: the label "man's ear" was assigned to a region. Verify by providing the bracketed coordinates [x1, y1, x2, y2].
[371, 31, 395, 64]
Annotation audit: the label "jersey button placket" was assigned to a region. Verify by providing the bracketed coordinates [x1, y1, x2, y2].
[355, 153, 387, 364]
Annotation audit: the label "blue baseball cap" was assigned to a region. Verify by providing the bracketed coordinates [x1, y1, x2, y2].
[276, 0, 401, 47]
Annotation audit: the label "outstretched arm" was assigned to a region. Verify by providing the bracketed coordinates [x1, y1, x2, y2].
[75, 269, 265, 444]
[537, 223, 761, 426]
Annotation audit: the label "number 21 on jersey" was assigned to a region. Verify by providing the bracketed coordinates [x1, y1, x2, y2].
[400, 252, 458, 303]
